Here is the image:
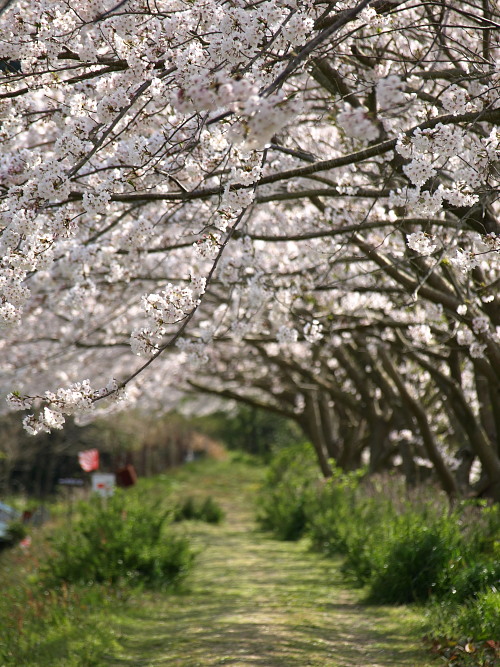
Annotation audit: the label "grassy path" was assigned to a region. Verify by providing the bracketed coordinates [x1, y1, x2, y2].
[107, 460, 434, 667]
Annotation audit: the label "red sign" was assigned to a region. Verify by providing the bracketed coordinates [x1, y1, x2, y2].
[78, 449, 99, 472]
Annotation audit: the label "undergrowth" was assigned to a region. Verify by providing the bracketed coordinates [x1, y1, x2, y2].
[0, 480, 196, 665]
[173, 495, 225, 524]
[256, 442, 319, 540]
[42, 489, 194, 589]
[257, 445, 500, 658]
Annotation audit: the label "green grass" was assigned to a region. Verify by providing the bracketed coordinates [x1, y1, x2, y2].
[1, 456, 435, 666]
[0, 540, 124, 665]
[107, 457, 433, 666]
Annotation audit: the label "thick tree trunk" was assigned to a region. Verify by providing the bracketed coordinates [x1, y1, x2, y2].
[318, 395, 340, 461]
[380, 352, 459, 500]
[401, 347, 500, 500]
[301, 393, 332, 478]
[474, 364, 498, 457]
[368, 418, 392, 473]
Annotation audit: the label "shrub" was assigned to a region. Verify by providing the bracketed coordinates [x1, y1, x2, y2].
[258, 446, 499, 642]
[456, 591, 500, 640]
[307, 471, 357, 555]
[174, 496, 196, 521]
[174, 495, 225, 524]
[199, 497, 224, 523]
[366, 512, 462, 604]
[307, 468, 381, 584]
[437, 503, 500, 605]
[457, 501, 500, 558]
[42, 489, 194, 589]
[307, 474, 496, 605]
[429, 591, 500, 644]
[256, 442, 319, 541]
[446, 559, 500, 603]
[338, 501, 388, 586]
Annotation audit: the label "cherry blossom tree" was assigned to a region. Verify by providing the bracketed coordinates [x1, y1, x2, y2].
[0, 0, 499, 498]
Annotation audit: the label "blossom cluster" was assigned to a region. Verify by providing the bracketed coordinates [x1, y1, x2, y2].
[130, 276, 207, 358]
[142, 283, 204, 328]
[0, 0, 498, 471]
[6, 379, 121, 435]
[406, 232, 437, 257]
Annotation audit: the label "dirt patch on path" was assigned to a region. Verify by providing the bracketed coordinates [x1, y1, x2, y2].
[109, 461, 433, 667]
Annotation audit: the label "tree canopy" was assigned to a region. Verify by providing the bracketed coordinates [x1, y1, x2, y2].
[0, 0, 499, 497]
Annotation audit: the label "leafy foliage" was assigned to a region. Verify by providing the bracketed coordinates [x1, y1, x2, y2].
[454, 591, 500, 640]
[42, 489, 195, 589]
[365, 513, 462, 604]
[174, 495, 225, 524]
[256, 442, 319, 540]
[258, 448, 500, 644]
[446, 559, 500, 604]
[427, 593, 500, 665]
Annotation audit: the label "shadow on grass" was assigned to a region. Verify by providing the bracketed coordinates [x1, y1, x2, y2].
[104, 462, 433, 666]
[109, 542, 430, 662]
[110, 598, 430, 667]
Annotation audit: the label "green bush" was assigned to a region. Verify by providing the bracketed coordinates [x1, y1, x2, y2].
[174, 495, 225, 523]
[42, 489, 194, 589]
[307, 472, 357, 556]
[306, 474, 496, 605]
[199, 496, 224, 523]
[437, 502, 500, 605]
[338, 502, 388, 586]
[446, 559, 500, 603]
[429, 591, 500, 643]
[366, 512, 461, 604]
[307, 468, 381, 585]
[307, 474, 458, 599]
[457, 501, 500, 558]
[256, 442, 319, 541]
[258, 446, 500, 643]
[174, 495, 196, 520]
[454, 591, 500, 640]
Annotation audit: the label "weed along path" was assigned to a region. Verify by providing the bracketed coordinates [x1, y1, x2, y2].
[108, 461, 433, 667]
